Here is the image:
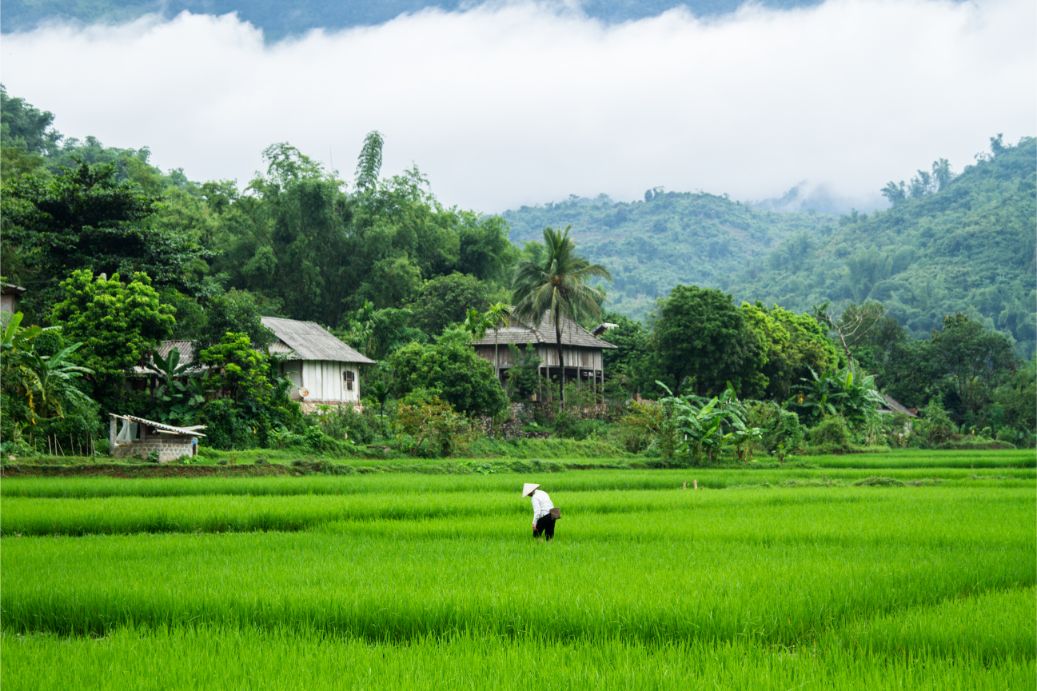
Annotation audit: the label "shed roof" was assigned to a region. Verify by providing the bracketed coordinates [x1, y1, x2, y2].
[880, 393, 918, 417]
[472, 312, 617, 349]
[109, 413, 206, 437]
[261, 316, 375, 364]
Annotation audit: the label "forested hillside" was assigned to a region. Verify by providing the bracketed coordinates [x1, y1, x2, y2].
[504, 138, 1036, 355]
[1, 1, 820, 39]
[733, 137, 1036, 355]
[2, 87, 1033, 454]
[504, 193, 834, 318]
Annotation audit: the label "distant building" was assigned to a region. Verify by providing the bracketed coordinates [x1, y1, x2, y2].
[471, 312, 617, 398]
[109, 413, 205, 462]
[1, 283, 26, 314]
[879, 394, 918, 418]
[261, 316, 375, 411]
[132, 339, 206, 377]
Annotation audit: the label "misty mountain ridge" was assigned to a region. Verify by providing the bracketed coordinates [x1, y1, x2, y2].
[752, 181, 886, 215]
[1, 1, 825, 39]
[503, 136, 1036, 356]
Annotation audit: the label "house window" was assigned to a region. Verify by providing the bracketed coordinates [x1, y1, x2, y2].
[344, 369, 355, 392]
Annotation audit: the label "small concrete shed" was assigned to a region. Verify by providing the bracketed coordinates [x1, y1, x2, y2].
[109, 414, 206, 462]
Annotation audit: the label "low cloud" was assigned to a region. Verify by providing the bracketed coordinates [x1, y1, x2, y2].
[2, 0, 1033, 211]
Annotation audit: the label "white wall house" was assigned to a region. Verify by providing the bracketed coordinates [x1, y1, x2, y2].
[261, 317, 375, 410]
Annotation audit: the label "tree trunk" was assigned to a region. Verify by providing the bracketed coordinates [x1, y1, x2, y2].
[493, 329, 500, 383]
[555, 312, 565, 409]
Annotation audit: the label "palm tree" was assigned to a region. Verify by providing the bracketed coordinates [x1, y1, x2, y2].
[512, 226, 610, 407]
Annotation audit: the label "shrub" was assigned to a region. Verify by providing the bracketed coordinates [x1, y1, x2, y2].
[315, 405, 384, 445]
[995, 427, 1028, 448]
[614, 399, 665, 454]
[910, 401, 957, 448]
[808, 416, 852, 452]
[394, 392, 473, 458]
[747, 401, 803, 462]
[552, 407, 608, 440]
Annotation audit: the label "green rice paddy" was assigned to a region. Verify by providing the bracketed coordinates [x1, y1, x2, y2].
[2, 450, 1034, 689]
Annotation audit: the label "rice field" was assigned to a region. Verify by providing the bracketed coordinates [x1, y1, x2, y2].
[2, 450, 1034, 689]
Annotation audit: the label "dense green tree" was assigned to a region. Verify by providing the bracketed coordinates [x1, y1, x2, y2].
[836, 301, 907, 380]
[197, 332, 302, 448]
[2, 162, 206, 317]
[653, 285, 762, 397]
[383, 329, 507, 417]
[512, 226, 611, 406]
[340, 302, 425, 361]
[742, 303, 840, 400]
[929, 313, 1017, 426]
[50, 270, 175, 381]
[409, 272, 493, 335]
[201, 289, 272, 348]
[598, 315, 657, 398]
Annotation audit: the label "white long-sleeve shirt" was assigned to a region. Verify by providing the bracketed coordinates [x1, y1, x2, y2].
[530, 489, 554, 522]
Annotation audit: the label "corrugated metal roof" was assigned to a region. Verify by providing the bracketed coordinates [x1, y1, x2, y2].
[261, 316, 375, 364]
[472, 312, 617, 349]
[109, 413, 206, 437]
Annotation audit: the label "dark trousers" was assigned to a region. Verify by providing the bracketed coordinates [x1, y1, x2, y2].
[533, 514, 556, 540]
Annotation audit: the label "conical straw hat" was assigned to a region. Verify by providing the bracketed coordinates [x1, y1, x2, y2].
[522, 483, 540, 496]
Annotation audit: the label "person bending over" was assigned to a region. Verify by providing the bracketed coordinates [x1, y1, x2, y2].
[523, 483, 556, 541]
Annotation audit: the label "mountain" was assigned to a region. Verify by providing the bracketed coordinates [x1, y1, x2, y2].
[503, 138, 1037, 356]
[503, 192, 835, 319]
[1, 1, 822, 40]
[733, 138, 1036, 354]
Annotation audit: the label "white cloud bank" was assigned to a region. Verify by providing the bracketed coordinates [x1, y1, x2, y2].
[1, 0, 1033, 211]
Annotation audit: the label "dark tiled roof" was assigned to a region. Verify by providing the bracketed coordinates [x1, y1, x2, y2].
[472, 312, 617, 349]
[261, 316, 375, 364]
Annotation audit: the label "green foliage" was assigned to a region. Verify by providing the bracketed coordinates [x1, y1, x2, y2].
[0, 312, 99, 451]
[505, 139, 1036, 356]
[746, 401, 803, 462]
[653, 285, 763, 397]
[200, 289, 272, 348]
[658, 384, 761, 465]
[409, 272, 493, 335]
[2, 161, 207, 317]
[50, 270, 175, 380]
[741, 303, 839, 400]
[614, 399, 665, 454]
[314, 405, 385, 446]
[929, 313, 1017, 426]
[197, 333, 303, 449]
[504, 344, 541, 403]
[394, 393, 472, 457]
[808, 416, 852, 453]
[512, 225, 611, 406]
[789, 365, 883, 429]
[143, 346, 205, 425]
[341, 302, 425, 361]
[910, 401, 958, 449]
[744, 138, 1037, 356]
[504, 191, 826, 320]
[599, 314, 656, 398]
[383, 331, 507, 418]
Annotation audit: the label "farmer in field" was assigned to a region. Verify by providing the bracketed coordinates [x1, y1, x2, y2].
[523, 483, 558, 541]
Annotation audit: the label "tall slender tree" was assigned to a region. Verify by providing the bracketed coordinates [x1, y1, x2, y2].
[512, 226, 610, 406]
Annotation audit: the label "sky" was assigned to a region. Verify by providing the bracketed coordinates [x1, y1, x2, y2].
[1, 0, 1034, 212]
